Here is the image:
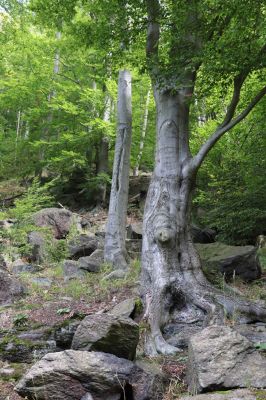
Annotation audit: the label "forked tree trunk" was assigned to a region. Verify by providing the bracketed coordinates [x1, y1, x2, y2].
[141, 87, 266, 355]
[104, 70, 132, 270]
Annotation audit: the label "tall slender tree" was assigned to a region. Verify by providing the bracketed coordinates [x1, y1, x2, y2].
[104, 70, 132, 272]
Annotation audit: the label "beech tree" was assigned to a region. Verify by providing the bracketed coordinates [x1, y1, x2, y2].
[11, 0, 266, 354]
[139, 0, 266, 354]
[104, 70, 132, 271]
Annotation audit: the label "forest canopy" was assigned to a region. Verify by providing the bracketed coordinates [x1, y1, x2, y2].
[0, 0, 265, 244]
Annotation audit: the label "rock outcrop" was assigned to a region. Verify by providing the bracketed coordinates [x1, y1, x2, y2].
[187, 325, 266, 394]
[71, 314, 139, 360]
[196, 242, 261, 281]
[180, 389, 265, 400]
[16, 350, 166, 400]
[33, 208, 75, 239]
[68, 234, 99, 259]
[0, 268, 25, 305]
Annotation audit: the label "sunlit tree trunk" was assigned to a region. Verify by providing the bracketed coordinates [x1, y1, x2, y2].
[133, 88, 151, 176]
[96, 93, 112, 205]
[36, 31, 61, 178]
[141, 0, 266, 355]
[104, 70, 132, 270]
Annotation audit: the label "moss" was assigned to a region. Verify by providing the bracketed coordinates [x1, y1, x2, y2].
[134, 297, 143, 317]
[254, 389, 266, 400]
[0, 362, 28, 382]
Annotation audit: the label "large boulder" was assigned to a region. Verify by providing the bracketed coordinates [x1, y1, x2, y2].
[16, 350, 166, 400]
[33, 208, 75, 239]
[187, 325, 266, 394]
[68, 234, 99, 259]
[196, 242, 261, 281]
[71, 314, 139, 360]
[0, 268, 25, 305]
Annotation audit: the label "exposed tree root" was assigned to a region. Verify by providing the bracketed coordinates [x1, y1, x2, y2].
[142, 273, 266, 355]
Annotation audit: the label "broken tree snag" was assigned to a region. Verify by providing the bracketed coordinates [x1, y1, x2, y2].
[104, 70, 132, 272]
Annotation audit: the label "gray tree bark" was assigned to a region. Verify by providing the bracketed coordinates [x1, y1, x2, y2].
[141, 85, 266, 356]
[96, 93, 112, 205]
[133, 87, 151, 177]
[104, 70, 132, 271]
[36, 31, 61, 177]
[140, 0, 266, 356]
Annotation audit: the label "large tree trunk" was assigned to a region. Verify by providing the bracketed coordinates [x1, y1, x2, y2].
[104, 70, 132, 271]
[141, 87, 266, 355]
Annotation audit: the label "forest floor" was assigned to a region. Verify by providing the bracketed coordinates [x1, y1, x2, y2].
[0, 204, 266, 399]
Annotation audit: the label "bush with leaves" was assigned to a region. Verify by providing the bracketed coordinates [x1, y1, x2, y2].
[0, 179, 55, 259]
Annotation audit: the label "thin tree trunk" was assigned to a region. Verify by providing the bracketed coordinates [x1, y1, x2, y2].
[133, 87, 151, 177]
[104, 70, 132, 271]
[96, 94, 111, 205]
[36, 31, 61, 177]
[15, 110, 21, 164]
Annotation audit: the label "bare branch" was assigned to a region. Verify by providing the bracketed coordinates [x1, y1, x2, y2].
[56, 73, 82, 87]
[192, 85, 266, 171]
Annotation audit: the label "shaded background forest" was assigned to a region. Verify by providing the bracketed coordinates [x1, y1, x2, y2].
[0, 1, 265, 245]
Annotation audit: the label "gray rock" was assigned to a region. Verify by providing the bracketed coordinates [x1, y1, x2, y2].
[10, 259, 37, 274]
[196, 242, 261, 281]
[0, 254, 7, 269]
[54, 320, 80, 349]
[127, 222, 143, 239]
[0, 329, 57, 363]
[28, 231, 46, 263]
[16, 350, 166, 400]
[78, 249, 104, 272]
[126, 239, 142, 258]
[62, 260, 86, 281]
[104, 269, 128, 280]
[164, 322, 203, 349]
[68, 234, 98, 259]
[234, 323, 266, 345]
[187, 325, 266, 393]
[30, 277, 53, 287]
[33, 208, 74, 239]
[180, 389, 264, 400]
[191, 225, 216, 244]
[0, 268, 25, 305]
[110, 298, 139, 319]
[0, 219, 15, 229]
[71, 313, 139, 360]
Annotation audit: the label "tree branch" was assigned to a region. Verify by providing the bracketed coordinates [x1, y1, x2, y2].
[220, 73, 247, 127]
[192, 85, 266, 171]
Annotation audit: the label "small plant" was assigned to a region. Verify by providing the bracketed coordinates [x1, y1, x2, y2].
[255, 342, 266, 351]
[57, 307, 71, 315]
[13, 313, 29, 327]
